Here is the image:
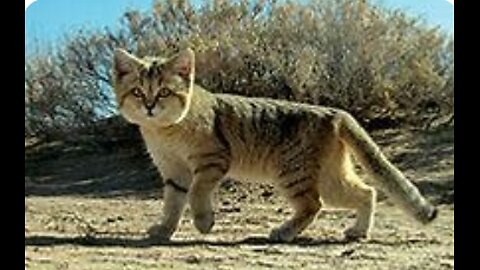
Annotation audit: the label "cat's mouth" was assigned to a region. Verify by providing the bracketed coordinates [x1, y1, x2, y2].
[146, 108, 155, 117]
[144, 104, 160, 118]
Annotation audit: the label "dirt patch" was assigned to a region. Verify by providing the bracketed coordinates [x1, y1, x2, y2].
[25, 127, 454, 269]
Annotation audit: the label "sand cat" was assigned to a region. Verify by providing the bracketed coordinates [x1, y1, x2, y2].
[112, 48, 437, 242]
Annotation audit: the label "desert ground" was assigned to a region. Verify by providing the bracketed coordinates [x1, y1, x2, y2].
[25, 126, 453, 269]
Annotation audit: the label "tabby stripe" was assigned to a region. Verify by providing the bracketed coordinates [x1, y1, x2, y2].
[291, 189, 310, 198]
[271, 137, 284, 148]
[119, 89, 144, 108]
[271, 108, 287, 146]
[229, 103, 246, 143]
[249, 101, 258, 112]
[278, 108, 301, 137]
[238, 103, 250, 143]
[249, 102, 260, 133]
[283, 149, 305, 164]
[258, 107, 269, 130]
[119, 92, 129, 108]
[116, 70, 130, 82]
[279, 164, 303, 178]
[165, 179, 189, 193]
[253, 107, 269, 140]
[213, 110, 231, 154]
[284, 176, 309, 189]
[237, 119, 246, 143]
[193, 162, 228, 175]
[188, 151, 227, 161]
[280, 137, 301, 155]
[171, 92, 187, 107]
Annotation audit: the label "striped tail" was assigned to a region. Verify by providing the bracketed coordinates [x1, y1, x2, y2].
[337, 112, 437, 224]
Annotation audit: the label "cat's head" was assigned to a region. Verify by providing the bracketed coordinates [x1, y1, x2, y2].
[112, 48, 195, 127]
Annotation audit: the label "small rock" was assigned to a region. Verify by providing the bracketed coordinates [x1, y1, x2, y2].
[340, 248, 355, 257]
[261, 190, 274, 198]
[106, 217, 116, 223]
[184, 255, 201, 264]
[220, 207, 241, 213]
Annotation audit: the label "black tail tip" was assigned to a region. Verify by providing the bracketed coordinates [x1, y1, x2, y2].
[421, 206, 438, 224]
[409, 203, 438, 225]
[428, 207, 439, 222]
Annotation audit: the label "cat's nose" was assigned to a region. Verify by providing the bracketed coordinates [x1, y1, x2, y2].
[146, 108, 154, 117]
[145, 104, 155, 117]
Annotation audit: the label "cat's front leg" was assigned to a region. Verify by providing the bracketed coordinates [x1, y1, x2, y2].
[148, 177, 190, 241]
[147, 155, 192, 241]
[188, 162, 228, 234]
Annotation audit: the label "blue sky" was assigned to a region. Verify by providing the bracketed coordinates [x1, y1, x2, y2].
[25, 0, 453, 56]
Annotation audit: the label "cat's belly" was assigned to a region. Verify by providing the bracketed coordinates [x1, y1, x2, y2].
[226, 154, 277, 183]
[226, 168, 272, 183]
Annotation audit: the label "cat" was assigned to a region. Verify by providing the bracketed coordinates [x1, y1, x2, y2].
[112, 48, 437, 242]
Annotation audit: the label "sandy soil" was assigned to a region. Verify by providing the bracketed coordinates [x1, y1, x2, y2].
[25, 127, 454, 269]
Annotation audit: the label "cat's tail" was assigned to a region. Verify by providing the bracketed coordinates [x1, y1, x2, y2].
[336, 112, 437, 224]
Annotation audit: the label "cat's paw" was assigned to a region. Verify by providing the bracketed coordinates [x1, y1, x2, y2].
[269, 227, 296, 243]
[193, 212, 215, 234]
[147, 224, 175, 241]
[343, 227, 369, 241]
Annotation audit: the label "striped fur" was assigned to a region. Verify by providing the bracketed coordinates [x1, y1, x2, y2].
[113, 49, 437, 242]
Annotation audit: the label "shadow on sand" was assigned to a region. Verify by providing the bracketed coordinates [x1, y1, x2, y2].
[25, 234, 353, 248]
[25, 233, 439, 248]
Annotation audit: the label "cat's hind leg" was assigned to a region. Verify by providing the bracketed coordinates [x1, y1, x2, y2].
[320, 141, 377, 241]
[270, 142, 323, 242]
[270, 180, 322, 242]
[341, 176, 376, 240]
[325, 173, 376, 241]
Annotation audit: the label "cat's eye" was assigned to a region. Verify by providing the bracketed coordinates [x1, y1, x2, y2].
[157, 87, 172, 98]
[131, 87, 143, 98]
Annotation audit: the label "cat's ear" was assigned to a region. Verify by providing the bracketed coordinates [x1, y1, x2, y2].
[169, 48, 195, 81]
[113, 49, 141, 80]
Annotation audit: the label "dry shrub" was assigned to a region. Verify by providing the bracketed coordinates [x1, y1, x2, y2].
[25, 0, 453, 139]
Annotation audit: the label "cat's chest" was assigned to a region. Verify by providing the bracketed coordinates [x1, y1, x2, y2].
[143, 128, 216, 160]
[148, 135, 196, 156]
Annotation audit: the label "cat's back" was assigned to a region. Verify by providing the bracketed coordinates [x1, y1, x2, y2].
[209, 92, 342, 181]
[213, 92, 340, 129]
